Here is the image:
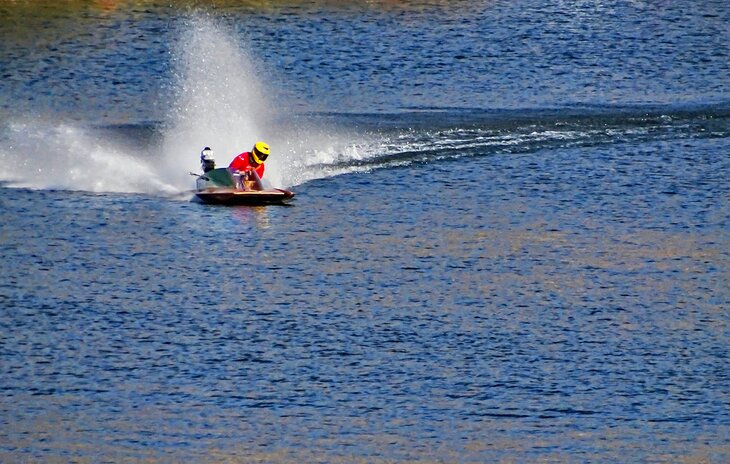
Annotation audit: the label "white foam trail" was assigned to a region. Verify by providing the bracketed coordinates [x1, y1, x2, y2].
[0, 119, 176, 193]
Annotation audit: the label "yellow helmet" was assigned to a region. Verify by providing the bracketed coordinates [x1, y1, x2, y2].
[251, 141, 270, 164]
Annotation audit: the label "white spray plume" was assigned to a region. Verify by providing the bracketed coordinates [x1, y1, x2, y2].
[157, 14, 382, 190]
[159, 15, 275, 189]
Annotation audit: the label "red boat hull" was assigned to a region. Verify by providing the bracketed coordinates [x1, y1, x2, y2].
[195, 188, 295, 205]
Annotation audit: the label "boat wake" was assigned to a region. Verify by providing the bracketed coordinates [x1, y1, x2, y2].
[0, 119, 176, 193]
[0, 14, 727, 197]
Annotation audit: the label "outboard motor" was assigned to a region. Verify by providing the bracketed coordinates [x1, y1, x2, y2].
[200, 147, 215, 172]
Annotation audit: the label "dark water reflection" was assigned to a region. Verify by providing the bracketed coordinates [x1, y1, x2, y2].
[1, 134, 728, 462]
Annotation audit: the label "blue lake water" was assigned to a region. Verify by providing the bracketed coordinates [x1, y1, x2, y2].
[1, 1, 729, 462]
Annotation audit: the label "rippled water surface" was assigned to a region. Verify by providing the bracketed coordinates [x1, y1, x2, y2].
[1, 1, 729, 462]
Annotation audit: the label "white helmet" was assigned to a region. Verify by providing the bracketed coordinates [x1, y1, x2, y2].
[200, 147, 215, 172]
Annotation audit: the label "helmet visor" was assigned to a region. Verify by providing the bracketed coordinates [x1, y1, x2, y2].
[252, 144, 269, 164]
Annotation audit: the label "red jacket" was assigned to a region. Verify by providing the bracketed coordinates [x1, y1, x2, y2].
[229, 152, 265, 178]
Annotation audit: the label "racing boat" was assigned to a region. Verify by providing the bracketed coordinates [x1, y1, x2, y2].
[193, 148, 295, 205]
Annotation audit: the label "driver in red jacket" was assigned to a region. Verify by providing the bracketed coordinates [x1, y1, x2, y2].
[229, 141, 269, 179]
